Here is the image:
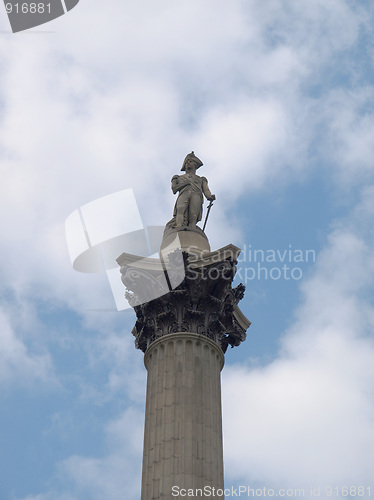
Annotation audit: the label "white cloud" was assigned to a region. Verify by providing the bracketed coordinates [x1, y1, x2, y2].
[76, 329, 146, 406]
[196, 98, 298, 196]
[317, 88, 374, 183]
[222, 190, 374, 491]
[223, 335, 374, 488]
[0, 307, 54, 386]
[56, 407, 144, 500]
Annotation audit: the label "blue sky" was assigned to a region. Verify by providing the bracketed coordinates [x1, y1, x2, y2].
[1, 1, 374, 499]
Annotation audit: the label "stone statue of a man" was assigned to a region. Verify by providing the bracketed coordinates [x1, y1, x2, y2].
[171, 152, 216, 228]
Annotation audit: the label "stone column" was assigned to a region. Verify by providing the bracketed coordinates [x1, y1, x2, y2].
[141, 333, 225, 499]
[117, 244, 250, 500]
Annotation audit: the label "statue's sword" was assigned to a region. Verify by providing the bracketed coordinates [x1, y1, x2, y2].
[202, 199, 214, 232]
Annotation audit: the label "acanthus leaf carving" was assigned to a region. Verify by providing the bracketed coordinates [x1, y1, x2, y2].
[121, 251, 250, 353]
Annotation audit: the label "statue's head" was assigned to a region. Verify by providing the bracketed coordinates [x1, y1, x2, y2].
[181, 151, 203, 171]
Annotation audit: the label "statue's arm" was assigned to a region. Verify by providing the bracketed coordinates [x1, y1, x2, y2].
[201, 176, 216, 201]
[171, 175, 190, 194]
[171, 175, 180, 194]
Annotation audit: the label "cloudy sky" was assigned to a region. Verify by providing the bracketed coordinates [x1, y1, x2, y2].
[1, 0, 374, 499]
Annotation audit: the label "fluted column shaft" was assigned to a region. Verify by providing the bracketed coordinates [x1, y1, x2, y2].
[141, 332, 225, 500]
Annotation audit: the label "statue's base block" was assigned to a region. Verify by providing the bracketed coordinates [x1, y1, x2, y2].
[161, 226, 210, 256]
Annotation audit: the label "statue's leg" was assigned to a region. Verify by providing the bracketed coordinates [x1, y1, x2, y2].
[188, 193, 202, 227]
[175, 192, 189, 227]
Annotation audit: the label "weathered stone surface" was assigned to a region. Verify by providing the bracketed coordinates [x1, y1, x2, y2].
[141, 333, 225, 500]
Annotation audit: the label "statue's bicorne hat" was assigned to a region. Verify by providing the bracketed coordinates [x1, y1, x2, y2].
[181, 151, 203, 171]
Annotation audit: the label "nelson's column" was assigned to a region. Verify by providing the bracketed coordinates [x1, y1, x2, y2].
[117, 152, 250, 499]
